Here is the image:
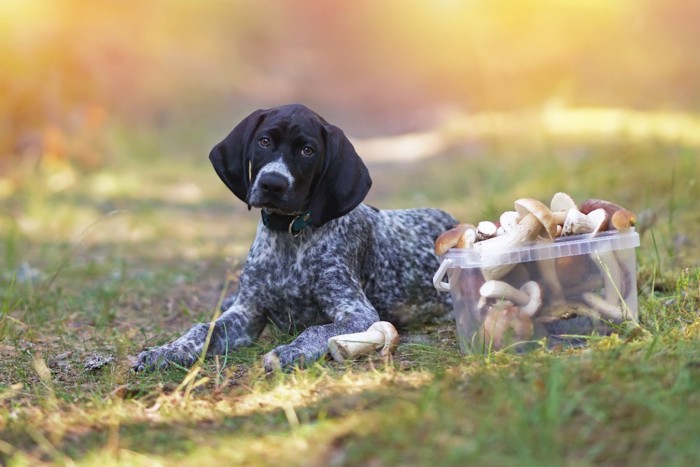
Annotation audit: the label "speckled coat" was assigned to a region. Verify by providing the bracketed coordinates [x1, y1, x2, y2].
[133, 104, 457, 371]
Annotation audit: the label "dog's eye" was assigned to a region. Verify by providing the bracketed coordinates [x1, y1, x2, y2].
[301, 146, 314, 157]
[258, 137, 271, 148]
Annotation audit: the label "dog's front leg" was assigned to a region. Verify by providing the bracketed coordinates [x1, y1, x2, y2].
[263, 295, 380, 372]
[132, 298, 265, 372]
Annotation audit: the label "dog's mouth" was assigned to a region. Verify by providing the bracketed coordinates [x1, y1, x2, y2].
[249, 199, 305, 216]
[247, 182, 308, 216]
[248, 192, 286, 210]
[262, 207, 302, 216]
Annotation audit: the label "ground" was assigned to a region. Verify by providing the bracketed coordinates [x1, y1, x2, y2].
[1, 112, 700, 465]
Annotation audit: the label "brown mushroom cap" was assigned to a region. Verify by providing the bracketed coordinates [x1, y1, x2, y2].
[579, 199, 636, 232]
[579, 199, 625, 217]
[481, 302, 534, 350]
[435, 223, 475, 255]
[611, 209, 637, 232]
[555, 255, 592, 288]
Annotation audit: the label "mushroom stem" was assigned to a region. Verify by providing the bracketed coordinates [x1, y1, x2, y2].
[614, 248, 635, 300]
[582, 292, 623, 321]
[480, 281, 530, 306]
[499, 211, 520, 233]
[536, 258, 566, 305]
[327, 321, 400, 362]
[514, 198, 559, 239]
[479, 280, 543, 316]
[590, 250, 623, 304]
[475, 213, 543, 280]
[458, 228, 477, 249]
[561, 209, 607, 236]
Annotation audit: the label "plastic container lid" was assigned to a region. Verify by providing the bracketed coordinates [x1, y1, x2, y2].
[441, 230, 640, 269]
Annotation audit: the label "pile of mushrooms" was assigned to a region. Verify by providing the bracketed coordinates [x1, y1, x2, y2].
[435, 193, 638, 350]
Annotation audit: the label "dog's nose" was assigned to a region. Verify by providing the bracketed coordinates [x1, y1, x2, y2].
[258, 172, 289, 195]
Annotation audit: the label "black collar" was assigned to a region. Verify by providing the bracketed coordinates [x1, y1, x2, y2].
[261, 210, 312, 236]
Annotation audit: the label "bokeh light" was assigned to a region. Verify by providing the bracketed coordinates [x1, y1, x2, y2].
[1, 0, 699, 172]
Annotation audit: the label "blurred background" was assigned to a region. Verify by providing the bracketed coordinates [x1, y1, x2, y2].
[0, 0, 698, 260]
[2, 0, 699, 164]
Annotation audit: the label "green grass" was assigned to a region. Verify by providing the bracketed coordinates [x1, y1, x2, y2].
[1, 118, 700, 465]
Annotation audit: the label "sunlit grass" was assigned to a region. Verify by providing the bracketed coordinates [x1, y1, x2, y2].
[1, 113, 700, 464]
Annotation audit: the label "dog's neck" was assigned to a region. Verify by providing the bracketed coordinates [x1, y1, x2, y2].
[261, 210, 312, 236]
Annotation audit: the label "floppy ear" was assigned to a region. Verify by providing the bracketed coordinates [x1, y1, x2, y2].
[209, 109, 267, 205]
[308, 124, 372, 226]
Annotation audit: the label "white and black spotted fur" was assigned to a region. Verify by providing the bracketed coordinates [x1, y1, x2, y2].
[133, 104, 457, 372]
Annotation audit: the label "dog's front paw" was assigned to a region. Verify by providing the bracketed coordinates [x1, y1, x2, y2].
[132, 345, 174, 372]
[262, 350, 282, 373]
[132, 343, 200, 372]
[262, 344, 314, 373]
[132, 324, 211, 372]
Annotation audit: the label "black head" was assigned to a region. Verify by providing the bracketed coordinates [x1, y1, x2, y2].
[209, 104, 372, 227]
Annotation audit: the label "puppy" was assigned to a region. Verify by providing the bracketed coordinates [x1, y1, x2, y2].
[133, 104, 456, 371]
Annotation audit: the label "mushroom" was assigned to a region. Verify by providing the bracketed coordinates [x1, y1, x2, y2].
[479, 280, 544, 316]
[579, 198, 625, 218]
[481, 302, 534, 351]
[555, 255, 592, 288]
[474, 213, 544, 280]
[581, 292, 625, 322]
[550, 192, 578, 234]
[536, 258, 566, 306]
[550, 192, 577, 213]
[461, 229, 478, 248]
[590, 250, 624, 304]
[327, 321, 400, 362]
[585, 250, 638, 320]
[579, 199, 635, 232]
[498, 211, 521, 234]
[476, 221, 498, 241]
[611, 209, 637, 232]
[514, 198, 560, 240]
[561, 208, 607, 236]
[435, 223, 477, 255]
[538, 302, 601, 322]
[613, 249, 637, 302]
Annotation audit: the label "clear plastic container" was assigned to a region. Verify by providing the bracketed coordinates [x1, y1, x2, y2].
[433, 230, 640, 354]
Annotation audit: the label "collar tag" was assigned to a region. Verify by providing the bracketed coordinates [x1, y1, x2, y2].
[261, 211, 312, 236]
